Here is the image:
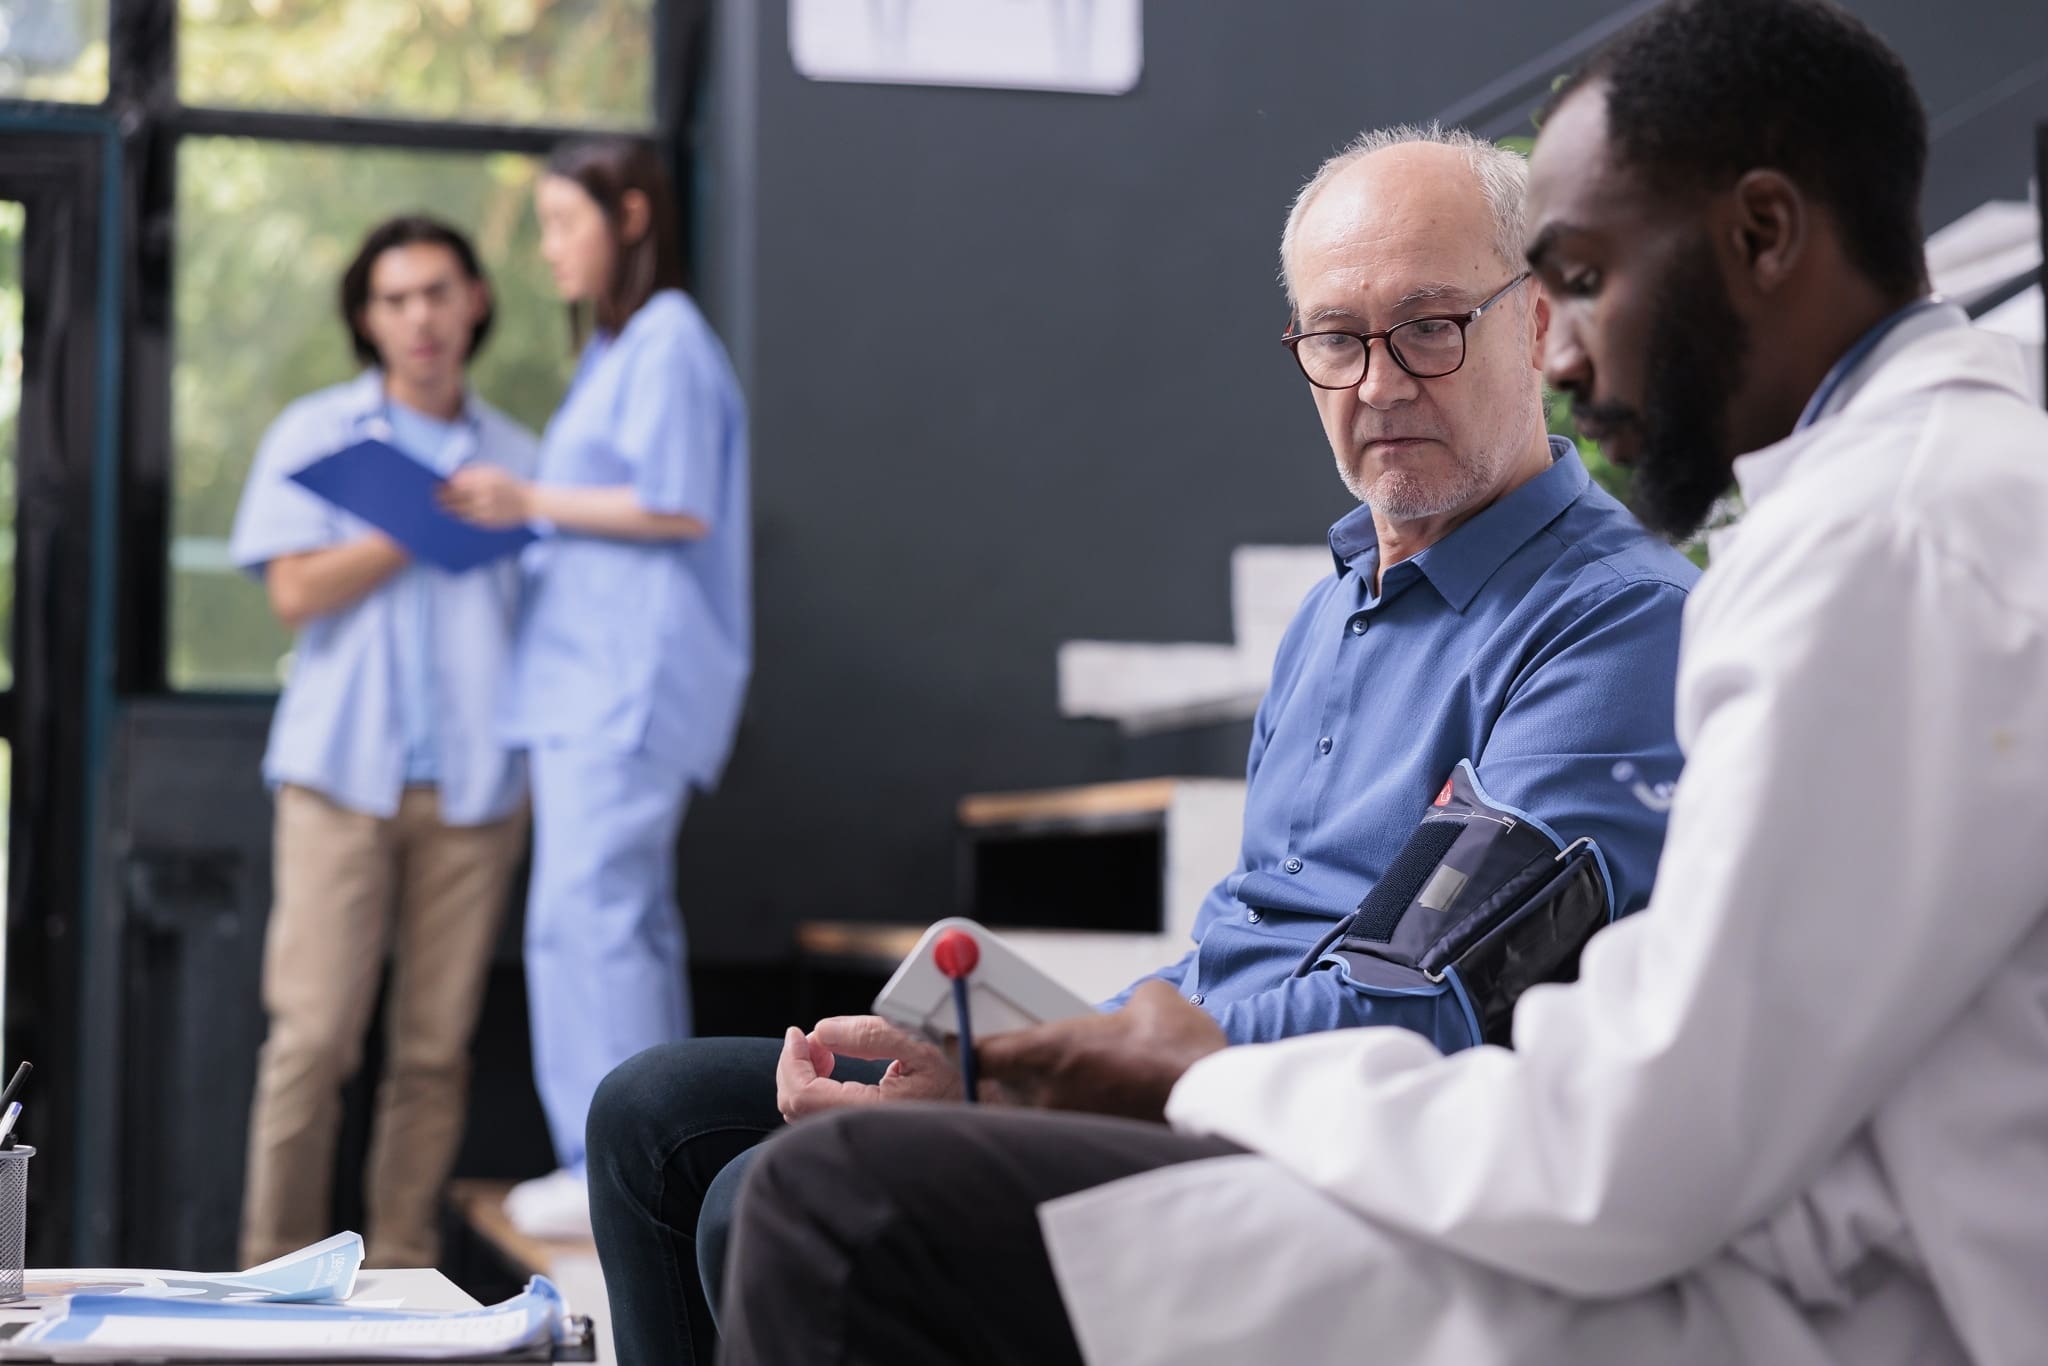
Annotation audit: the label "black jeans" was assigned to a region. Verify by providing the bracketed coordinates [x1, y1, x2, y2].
[717, 1104, 1246, 1366]
[585, 1038, 887, 1366]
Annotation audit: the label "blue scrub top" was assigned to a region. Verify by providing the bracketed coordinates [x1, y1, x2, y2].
[1107, 440, 1700, 1048]
[229, 371, 539, 825]
[504, 290, 752, 789]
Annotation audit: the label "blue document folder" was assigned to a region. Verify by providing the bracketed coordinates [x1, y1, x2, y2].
[290, 439, 534, 573]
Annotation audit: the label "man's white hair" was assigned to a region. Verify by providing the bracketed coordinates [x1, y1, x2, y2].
[1279, 122, 1529, 309]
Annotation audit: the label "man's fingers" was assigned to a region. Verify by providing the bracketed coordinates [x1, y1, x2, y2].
[977, 1077, 1030, 1108]
[773, 1026, 817, 1120]
[809, 1014, 936, 1062]
[976, 1020, 1065, 1083]
[778, 1026, 816, 1080]
[804, 1033, 838, 1078]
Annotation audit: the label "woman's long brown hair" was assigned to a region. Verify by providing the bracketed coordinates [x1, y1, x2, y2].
[546, 137, 686, 344]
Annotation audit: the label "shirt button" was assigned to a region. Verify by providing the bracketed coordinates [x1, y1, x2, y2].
[1283, 857, 1303, 874]
[1247, 909, 1262, 923]
[1349, 618, 1368, 636]
[1189, 993, 1205, 1006]
[1317, 736, 1333, 755]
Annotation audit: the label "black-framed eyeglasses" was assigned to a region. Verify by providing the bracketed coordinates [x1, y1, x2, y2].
[1281, 272, 1532, 390]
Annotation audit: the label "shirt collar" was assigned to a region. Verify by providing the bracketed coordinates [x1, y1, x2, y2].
[1327, 435, 1587, 612]
[1792, 297, 1956, 432]
[1737, 301, 1971, 508]
[345, 367, 483, 433]
[341, 369, 388, 421]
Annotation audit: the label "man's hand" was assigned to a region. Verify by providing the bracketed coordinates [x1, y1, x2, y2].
[977, 980, 1229, 1123]
[265, 534, 410, 629]
[439, 466, 534, 528]
[773, 1015, 962, 1123]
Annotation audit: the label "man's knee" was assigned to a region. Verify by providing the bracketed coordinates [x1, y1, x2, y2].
[737, 1109, 874, 1228]
[257, 1016, 365, 1095]
[736, 1106, 977, 1247]
[588, 1044, 685, 1168]
[587, 1036, 781, 1174]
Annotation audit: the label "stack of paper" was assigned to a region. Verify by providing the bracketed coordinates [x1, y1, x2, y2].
[1, 1277, 568, 1361]
[1, 1234, 577, 1362]
[25, 1232, 365, 1305]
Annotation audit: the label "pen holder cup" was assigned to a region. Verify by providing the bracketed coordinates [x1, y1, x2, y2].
[0, 1145, 31, 1302]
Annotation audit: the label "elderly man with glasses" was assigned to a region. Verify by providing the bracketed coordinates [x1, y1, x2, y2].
[590, 124, 1698, 1366]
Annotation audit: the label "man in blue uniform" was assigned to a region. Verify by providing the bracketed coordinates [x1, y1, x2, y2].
[598, 126, 1701, 1366]
[231, 217, 536, 1270]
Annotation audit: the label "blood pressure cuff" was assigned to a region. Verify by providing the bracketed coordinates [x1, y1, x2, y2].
[1305, 760, 1614, 1047]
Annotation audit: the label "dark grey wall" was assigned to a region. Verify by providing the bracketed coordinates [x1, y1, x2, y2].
[686, 0, 2048, 963]
[1854, 0, 2048, 229]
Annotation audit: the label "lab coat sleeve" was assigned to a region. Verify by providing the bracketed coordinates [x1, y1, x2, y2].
[618, 315, 730, 522]
[229, 403, 345, 574]
[1164, 506, 2048, 1297]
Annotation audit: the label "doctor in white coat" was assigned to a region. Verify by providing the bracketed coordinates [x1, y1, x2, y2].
[714, 3, 2048, 1363]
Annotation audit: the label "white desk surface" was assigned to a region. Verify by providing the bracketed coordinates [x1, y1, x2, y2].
[347, 1269, 480, 1311]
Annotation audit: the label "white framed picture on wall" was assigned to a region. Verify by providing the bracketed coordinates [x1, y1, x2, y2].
[790, 0, 1143, 95]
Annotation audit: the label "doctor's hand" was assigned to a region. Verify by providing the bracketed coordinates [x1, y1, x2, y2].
[976, 980, 1228, 1123]
[438, 466, 534, 528]
[773, 1015, 962, 1124]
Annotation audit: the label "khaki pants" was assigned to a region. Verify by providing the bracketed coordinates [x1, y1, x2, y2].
[239, 785, 527, 1270]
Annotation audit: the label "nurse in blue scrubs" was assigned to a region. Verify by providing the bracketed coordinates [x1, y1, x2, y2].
[441, 138, 750, 1237]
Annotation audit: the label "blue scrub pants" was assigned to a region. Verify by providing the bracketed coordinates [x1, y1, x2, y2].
[526, 742, 694, 1172]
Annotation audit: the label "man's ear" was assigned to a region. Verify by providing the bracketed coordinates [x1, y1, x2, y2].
[1727, 169, 1806, 297]
[1526, 286, 1551, 369]
[619, 189, 652, 246]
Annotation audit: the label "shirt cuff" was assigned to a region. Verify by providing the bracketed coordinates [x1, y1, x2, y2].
[1165, 1027, 1449, 1151]
[1164, 1043, 1265, 1135]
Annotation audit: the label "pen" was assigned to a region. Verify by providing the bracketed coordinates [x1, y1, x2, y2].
[0, 1101, 23, 1148]
[933, 931, 981, 1105]
[0, 1062, 32, 1115]
[951, 977, 979, 1105]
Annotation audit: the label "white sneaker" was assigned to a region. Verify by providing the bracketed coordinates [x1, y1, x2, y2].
[503, 1168, 592, 1241]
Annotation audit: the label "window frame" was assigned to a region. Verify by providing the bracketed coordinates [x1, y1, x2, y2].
[57, 0, 708, 697]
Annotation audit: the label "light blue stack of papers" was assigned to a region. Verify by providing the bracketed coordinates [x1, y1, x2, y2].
[25, 1231, 363, 1304]
[3, 1274, 568, 1362]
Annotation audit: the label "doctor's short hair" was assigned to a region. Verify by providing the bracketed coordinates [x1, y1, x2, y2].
[546, 137, 687, 340]
[339, 215, 496, 368]
[1553, 0, 1929, 299]
[1278, 123, 1529, 310]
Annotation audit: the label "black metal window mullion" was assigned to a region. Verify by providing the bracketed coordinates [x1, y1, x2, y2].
[167, 106, 613, 156]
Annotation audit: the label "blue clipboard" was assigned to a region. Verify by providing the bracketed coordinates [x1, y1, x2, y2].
[290, 439, 534, 574]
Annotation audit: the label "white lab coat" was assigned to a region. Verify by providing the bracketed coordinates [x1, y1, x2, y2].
[1040, 312, 2048, 1366]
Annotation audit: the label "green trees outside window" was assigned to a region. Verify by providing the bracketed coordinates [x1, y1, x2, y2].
[171, 140, 575, 688]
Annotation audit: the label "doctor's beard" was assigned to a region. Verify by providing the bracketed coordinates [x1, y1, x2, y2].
[1575, 237, 1751, 541]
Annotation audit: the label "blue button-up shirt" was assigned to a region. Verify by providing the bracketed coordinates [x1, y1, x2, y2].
[503, 290, 752, 788]
[1109, 439, 1698, 1050]
[230, 371, 538, 825]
